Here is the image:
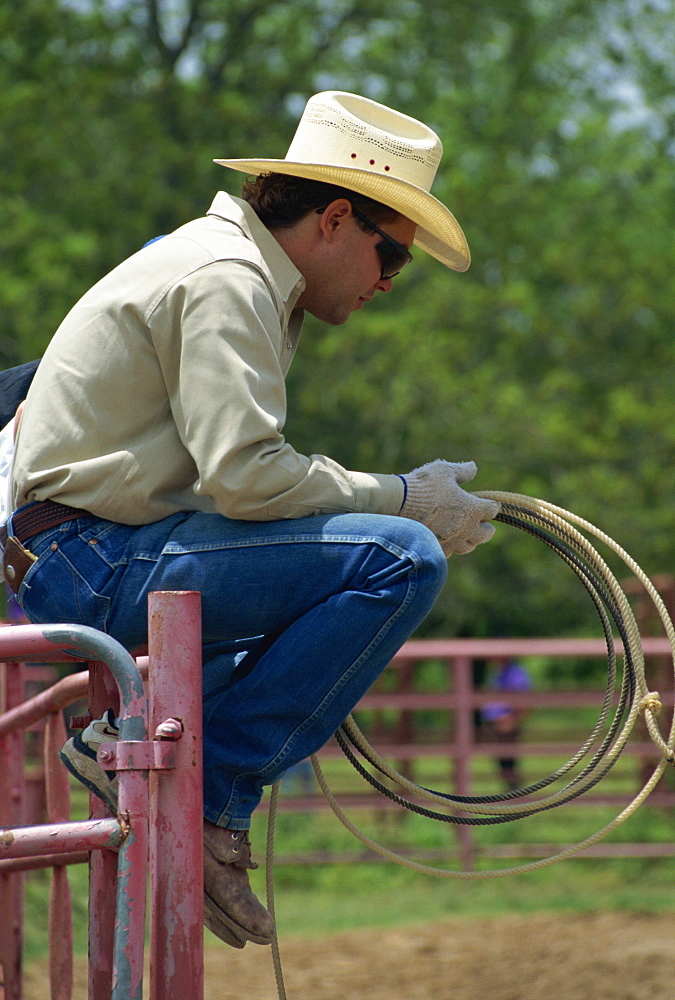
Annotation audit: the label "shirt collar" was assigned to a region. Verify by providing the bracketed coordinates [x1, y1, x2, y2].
[206, 192, 306, 310]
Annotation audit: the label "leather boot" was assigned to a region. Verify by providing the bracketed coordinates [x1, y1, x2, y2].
[203, 820, 275, 948]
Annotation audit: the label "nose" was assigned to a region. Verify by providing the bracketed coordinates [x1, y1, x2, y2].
[375, 276, 394, 293]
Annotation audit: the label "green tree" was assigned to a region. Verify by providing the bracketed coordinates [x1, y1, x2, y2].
[1, 0, 672, 638]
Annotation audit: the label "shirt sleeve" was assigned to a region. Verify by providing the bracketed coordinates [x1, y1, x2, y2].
[149, 260, 404, 520]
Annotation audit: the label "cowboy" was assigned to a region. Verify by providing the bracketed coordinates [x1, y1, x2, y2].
[7, 91, 500, 948]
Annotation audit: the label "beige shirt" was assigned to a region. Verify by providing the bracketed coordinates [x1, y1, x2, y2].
[12, 193, 404, 524]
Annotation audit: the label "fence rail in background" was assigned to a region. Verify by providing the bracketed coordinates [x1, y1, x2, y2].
[272, 636, 675, 869]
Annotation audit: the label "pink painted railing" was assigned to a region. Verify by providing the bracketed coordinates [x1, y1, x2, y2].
[0, 591, 203, 1000]
[277, 637, 675, 869]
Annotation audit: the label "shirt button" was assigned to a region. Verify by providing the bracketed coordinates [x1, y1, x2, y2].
[287, 342, 292, 350]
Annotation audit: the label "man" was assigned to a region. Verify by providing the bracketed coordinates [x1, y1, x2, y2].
[6, 91, 500, 948]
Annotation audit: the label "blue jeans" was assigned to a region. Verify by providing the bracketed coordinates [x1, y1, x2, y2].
[15, 507, 447, 828]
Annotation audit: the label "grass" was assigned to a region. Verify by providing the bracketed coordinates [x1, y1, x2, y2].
[19, 748, 675, 962]
[261, 856, 675, 939]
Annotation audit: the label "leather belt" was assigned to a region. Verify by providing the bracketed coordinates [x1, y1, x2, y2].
[0, 500, 89, 549]
[1, 500, 89, 594]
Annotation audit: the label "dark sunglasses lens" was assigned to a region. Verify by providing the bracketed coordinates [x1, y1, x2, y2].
[376, 240, 410, 279]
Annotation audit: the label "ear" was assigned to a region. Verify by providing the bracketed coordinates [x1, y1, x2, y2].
[317, 199, 353, 242]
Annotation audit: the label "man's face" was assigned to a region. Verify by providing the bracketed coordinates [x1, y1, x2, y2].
[305, 210, 417, 326]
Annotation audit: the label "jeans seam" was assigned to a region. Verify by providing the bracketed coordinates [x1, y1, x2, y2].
[215, 556, 420, 825]
[212, 544, 425, 825]
[259, 555, 420, 779]
[161, 533, 413, 558]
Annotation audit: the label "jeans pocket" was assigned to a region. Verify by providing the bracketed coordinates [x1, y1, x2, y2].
[18, 538, 111, 633]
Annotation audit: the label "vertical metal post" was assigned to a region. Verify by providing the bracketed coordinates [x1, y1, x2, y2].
[87, 662, 119, 1000]
[148, 591, 204, 1000]
[111, 746, 149, 1000]
[44, 710, 73, 1000]
[108, 642, 151, 1000]
[452, 655, 475, 871]
[395, 658, 415, 782]
[0, 660, 26, 1000]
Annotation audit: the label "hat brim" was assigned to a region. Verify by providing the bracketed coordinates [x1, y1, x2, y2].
[214, 158, 470, 272]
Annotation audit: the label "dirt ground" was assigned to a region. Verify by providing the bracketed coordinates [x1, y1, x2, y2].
[23, 911, 675, 1000]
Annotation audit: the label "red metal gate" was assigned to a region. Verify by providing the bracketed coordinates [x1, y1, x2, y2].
[0, 591, 204, 1000]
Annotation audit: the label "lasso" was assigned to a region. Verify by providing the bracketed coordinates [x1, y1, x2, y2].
[265, 494, 675, 997]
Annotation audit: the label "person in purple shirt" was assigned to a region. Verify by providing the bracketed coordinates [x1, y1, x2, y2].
[482, 658, 532, 790]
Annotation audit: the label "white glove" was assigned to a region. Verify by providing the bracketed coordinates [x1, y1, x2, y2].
[400, 459, 500, 556]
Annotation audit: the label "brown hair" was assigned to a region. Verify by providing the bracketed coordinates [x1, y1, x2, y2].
[241, 172, 400, 230]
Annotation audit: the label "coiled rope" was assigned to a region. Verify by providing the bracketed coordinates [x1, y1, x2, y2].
[266, 493, 675, 998]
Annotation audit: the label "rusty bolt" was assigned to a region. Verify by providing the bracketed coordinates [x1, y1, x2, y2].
[154, 717, 184, 741]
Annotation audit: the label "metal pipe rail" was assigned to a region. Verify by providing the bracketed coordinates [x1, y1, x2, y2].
[272, 637, 674, 870]
[0, 591, 204, 1000]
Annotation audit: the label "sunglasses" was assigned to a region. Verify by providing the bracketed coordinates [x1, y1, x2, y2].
[316, 205, 413, 280]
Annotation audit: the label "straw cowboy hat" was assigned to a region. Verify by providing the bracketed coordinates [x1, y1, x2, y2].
[215, 91, 470, 272]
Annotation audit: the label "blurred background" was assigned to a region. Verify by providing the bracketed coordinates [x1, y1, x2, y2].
[2, 7, 674, 994]
[1, 0, 673, 641]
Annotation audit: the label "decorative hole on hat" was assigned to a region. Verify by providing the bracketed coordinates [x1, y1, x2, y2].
[369, 159, 375, 165]
[384, 165, 391, 171]
[306, 103, 441, 167]
[351, 153, 357, 158]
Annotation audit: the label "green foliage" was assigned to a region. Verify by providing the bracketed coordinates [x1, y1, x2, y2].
[1, 0, 673, 639]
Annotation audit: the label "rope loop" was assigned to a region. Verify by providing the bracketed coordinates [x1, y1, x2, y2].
[264, 490, 675, 983]
[264, 492, 674, 1000]
[303, 493, 675, 879]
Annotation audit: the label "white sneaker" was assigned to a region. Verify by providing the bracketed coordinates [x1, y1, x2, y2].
[59, 708, 119, 811]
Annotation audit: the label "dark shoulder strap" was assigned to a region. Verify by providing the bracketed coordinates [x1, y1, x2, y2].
[0, 360, 40, 427]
